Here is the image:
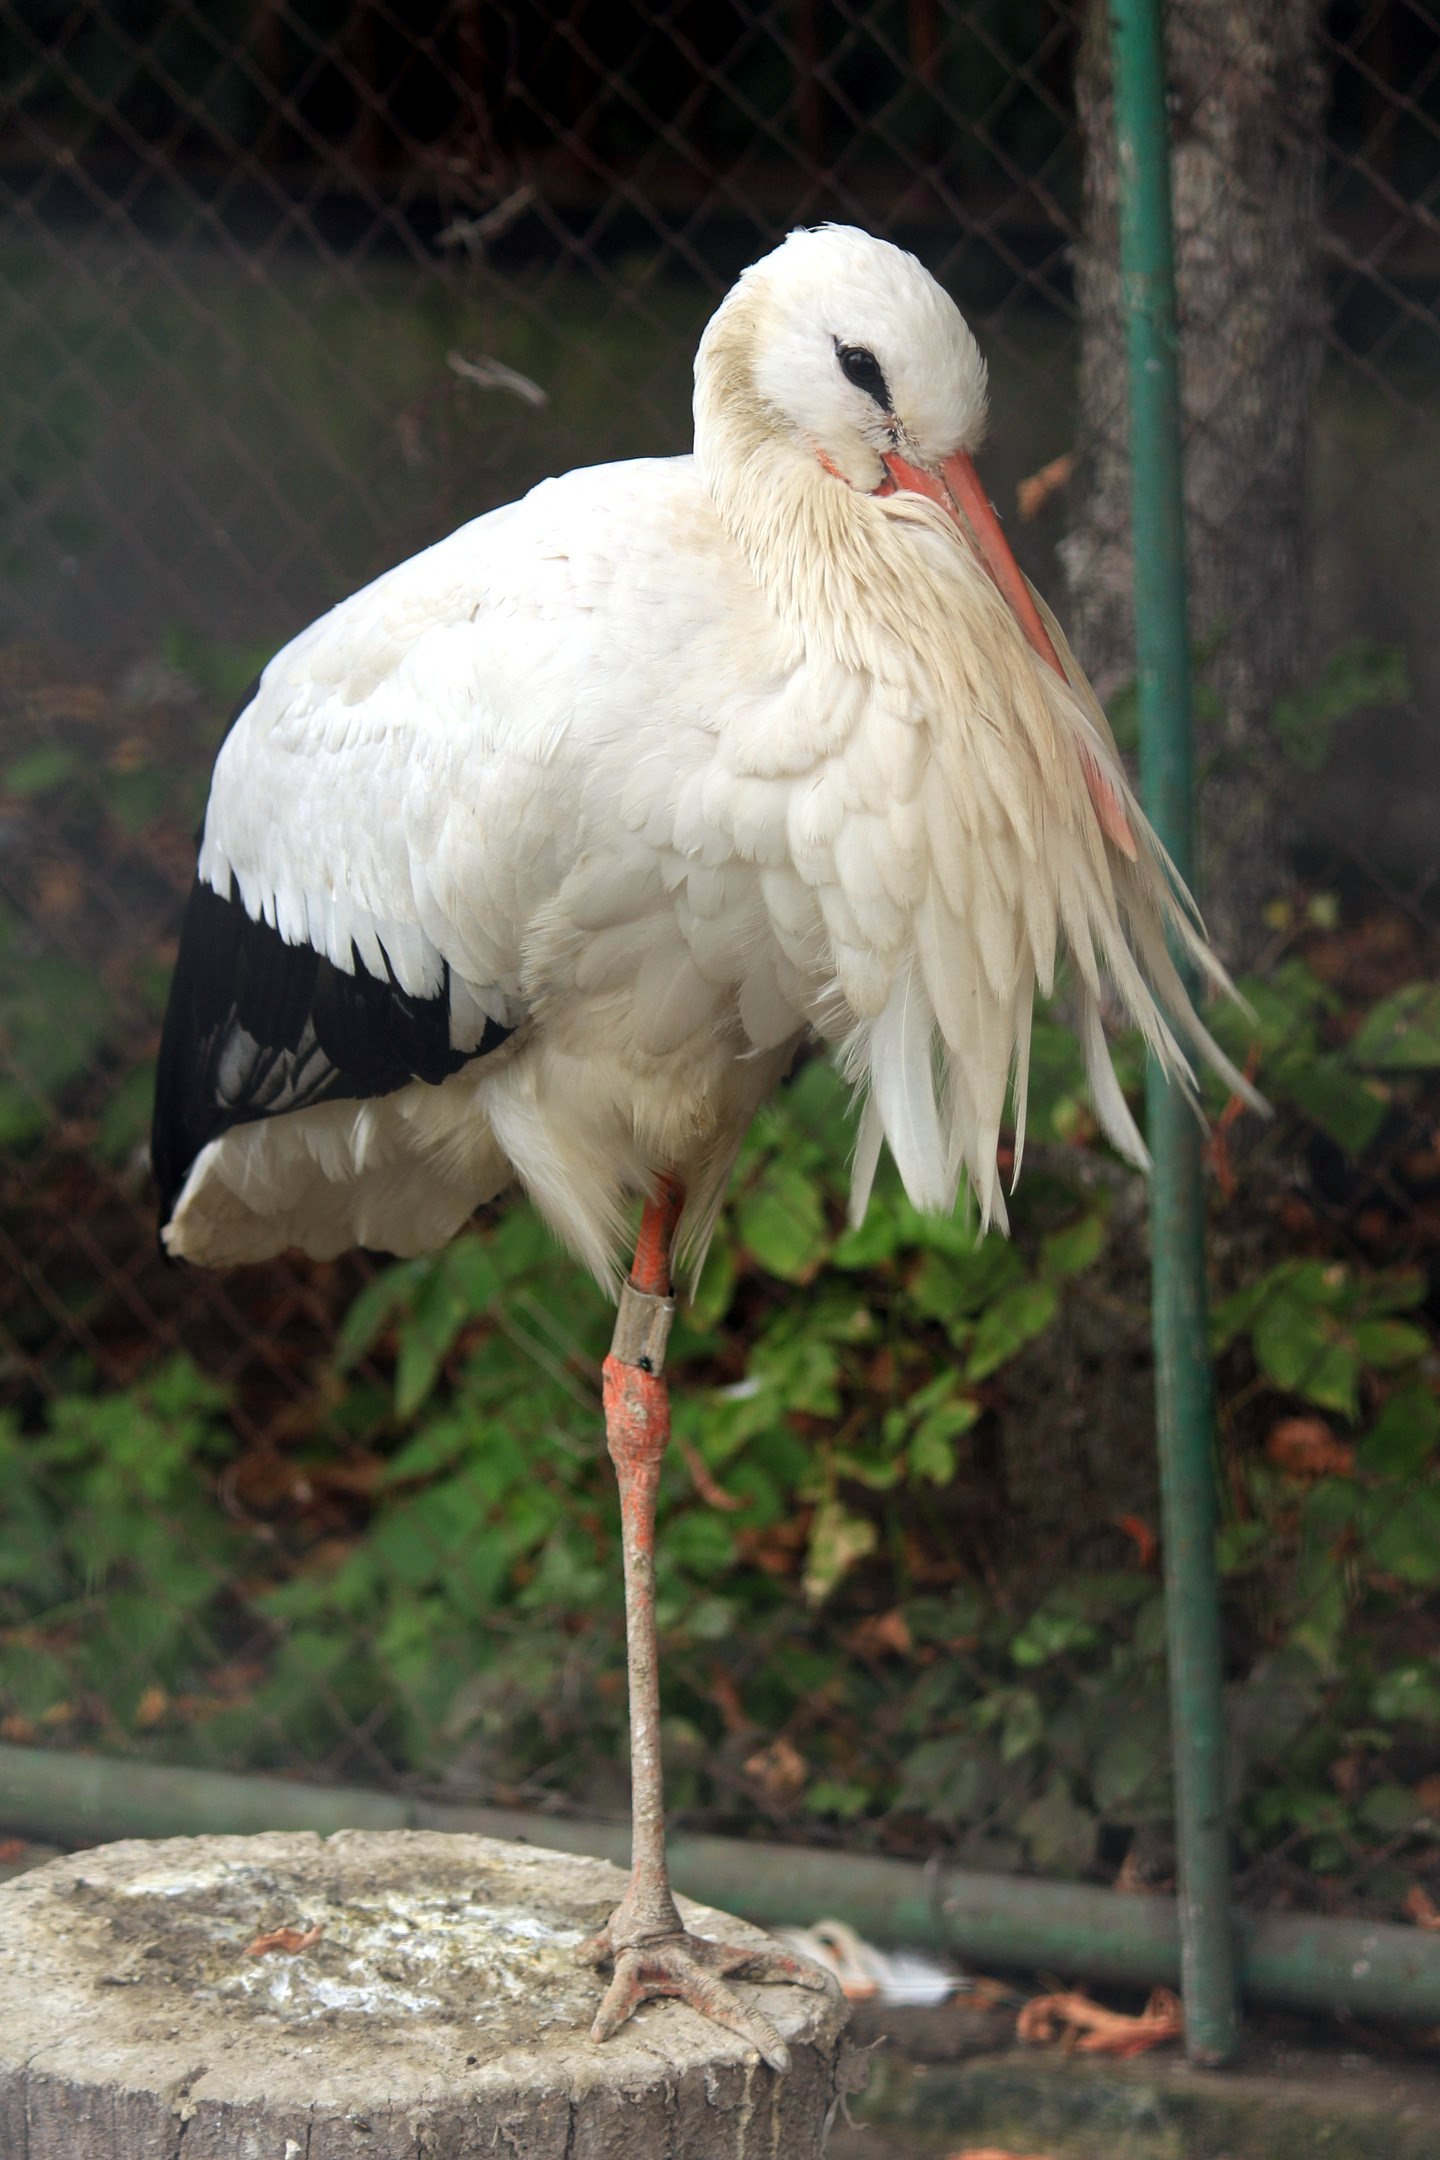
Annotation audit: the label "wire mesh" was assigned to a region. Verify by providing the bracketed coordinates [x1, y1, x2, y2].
[1, 0, 1438, 1963]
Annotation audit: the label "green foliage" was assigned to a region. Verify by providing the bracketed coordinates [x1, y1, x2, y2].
[0, 668, 202, 1162]
[173, 977, 1437, 1892]
[1107, 636, 1407, 776]
[0, 1361, 244, 1735]
[1270, 640, 1410, 772]
[1215, 1236, 1440, 1875]
[159, 625, 278, 711]
[1350, 983, 1440, 1070]
[1208, 958, 1387, 1152]
[3, 678, 1436, 1912]
[1214, 1260, 1427, 1421]
[126, 1051, 1142, 1866]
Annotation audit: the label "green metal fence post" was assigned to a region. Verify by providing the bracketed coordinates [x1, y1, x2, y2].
[1108, 0, 1241, 2066]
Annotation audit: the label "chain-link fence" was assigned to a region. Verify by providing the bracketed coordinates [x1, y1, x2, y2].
[2, 0, 1438, 1986]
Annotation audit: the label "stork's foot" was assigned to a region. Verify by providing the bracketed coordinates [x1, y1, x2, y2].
[578, 1915, 830, 2073]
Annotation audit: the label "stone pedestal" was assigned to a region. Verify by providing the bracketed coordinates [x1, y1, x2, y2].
[0, 1828, 852, 2158]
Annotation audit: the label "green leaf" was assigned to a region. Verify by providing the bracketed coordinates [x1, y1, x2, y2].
[395, 1280, 467, 1419]
[0, 1646, 74, 1720]
[965, 1280, 1058, 1381]
[686, 1237, 736, 1333]
[1358, 1783, 1423, 1836]
[1281, 1054, 1388, 1154]
[4, 745, 77, 794]
[95, 1062, 155, 1166]
[683, 1595, 738, 1643]
[803, 1496, 877, 1604]
[1251, 1281, 1359, 1417]
[1358, 1389, 1439, 1481]
[1371, 1663, 1440, 1727]
[0, 951, 113, 1112]
[1216, 1519, 1271, 1578]
[1288, 1550, 1350, 1675]
[334, 1257, 429, 1370]
[1352, 1320, 1429, 1371]
[908, 1397, 979, 1486]
[830, 1195, 908, 1270]
[806, 1779, 870, 1820]
[1360, 1486, 1440, 1587]
[1010, 1605, 1102, 1668]
[1016, 1775, 1098, 1875]
[999, 1686, 1044, 1762]
[736, 1156, 828, 1282]
[1232, 1648, 1327, 1770]
[0, 1082, 47, 1150]
[1040, 1210, 1107, 1279]
[389, 1243, 504, 1418]
[1350, 983, 1440, 1070]
[751, 1323, 843, 1418]
[895, 1737, 1005, 1826]
[662, 1509, 737, 1578]
[976, 1683, 1044, 1763]
[910, 1237, 1023, 1324]
[834, 1446, 903, 1492]
[1271, 639, 1409, 772]
[1091, 1705, 1172, 1822]
[160, 623, 278, 706]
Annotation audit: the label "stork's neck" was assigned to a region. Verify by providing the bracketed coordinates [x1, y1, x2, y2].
[693, 353, 903, 670]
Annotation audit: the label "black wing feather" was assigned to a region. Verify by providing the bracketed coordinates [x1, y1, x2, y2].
[152, 875, 513, 1227]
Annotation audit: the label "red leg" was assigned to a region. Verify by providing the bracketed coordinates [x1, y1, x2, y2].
[578, 1175, 827, 2071]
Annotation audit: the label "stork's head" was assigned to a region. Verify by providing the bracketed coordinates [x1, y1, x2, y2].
[694, 227, 1139, 861]
[697, 223, 990, 492]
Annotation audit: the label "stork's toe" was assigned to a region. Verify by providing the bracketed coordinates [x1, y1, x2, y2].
[582, 1923, 831, 2073]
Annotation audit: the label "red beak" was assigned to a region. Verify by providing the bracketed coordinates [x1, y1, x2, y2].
[879, 448, 1138, 860]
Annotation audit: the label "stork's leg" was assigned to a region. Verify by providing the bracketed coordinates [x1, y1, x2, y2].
[578, 1175, 828, 2072]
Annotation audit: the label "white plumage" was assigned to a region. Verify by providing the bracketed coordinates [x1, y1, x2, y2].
[157, 224, 1254, 1288]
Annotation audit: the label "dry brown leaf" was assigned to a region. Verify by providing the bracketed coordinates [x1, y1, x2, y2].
[744, 1735, 809, 1803]
[735, 1513, 811, 1577]
[1329, 1751, 1366, 1799]
[706, 1665, 749, 1736]
[1114, 1513, 1159, 1571]
[1404, 1885, 1440, 1931]
[243, 1922, 324, 1958]
[24, 684, 109, 728]
[1266, 1416, 1355, 1479]
[1413, 1773, 1440, 1816]
[35, 859, 84, 919]
[1114, 1845, 1166, 1895]
[0, 1838, 26, 1864]
[1015, 451, 1075, 521]
[675, 1431, 743, 1511]
[946, 2149, 1056, 2159]
[106, 734, 153, 774]
[135, 1684, 169, 1729]
[1018, 1985, 1183, 2058]
[847, 1608, 913, 1658]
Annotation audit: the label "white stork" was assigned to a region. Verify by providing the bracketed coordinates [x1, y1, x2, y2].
[153, 225, 1256, 2070]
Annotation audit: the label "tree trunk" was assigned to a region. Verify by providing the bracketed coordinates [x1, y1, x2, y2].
[1066, 0, 1328, 958]
[0, 1830, 853, 2158]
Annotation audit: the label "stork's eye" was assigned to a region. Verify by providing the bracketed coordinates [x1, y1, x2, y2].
[835, 342, 891, 410]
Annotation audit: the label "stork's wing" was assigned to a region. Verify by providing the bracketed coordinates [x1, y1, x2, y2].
[150, 502, 537, 1231]
[151, 455, 763, 1242]
[151, 870, 514, 1223]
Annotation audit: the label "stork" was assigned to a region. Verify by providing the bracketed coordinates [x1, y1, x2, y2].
[153, 225, 1256, 2070]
